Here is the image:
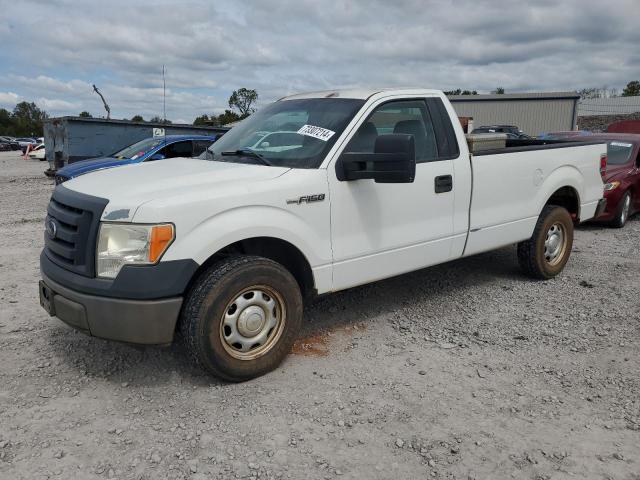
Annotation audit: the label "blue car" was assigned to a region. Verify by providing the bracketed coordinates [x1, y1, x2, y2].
[54, 134, 220, 184]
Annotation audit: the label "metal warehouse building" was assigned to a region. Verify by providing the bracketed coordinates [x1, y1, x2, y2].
[448, 92, 580, 136]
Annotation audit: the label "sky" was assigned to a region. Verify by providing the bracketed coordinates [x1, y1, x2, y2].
[0, 0, 638, 123]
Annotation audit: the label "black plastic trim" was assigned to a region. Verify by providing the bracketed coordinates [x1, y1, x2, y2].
[44, 185, 108, 277]
[41, 273, 182, 345]
[426, 98, 460, 160]
[41, 251, 199, 300]
[473, 139, 608, 156]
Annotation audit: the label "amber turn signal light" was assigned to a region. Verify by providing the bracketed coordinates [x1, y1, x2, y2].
[149, 224, 175, 263]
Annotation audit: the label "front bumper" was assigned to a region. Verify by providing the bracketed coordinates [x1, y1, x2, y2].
[40, 272, 182, 345]
[594, 198, 608, 219]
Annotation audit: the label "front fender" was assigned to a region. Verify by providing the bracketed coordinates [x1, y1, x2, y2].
[162, 205, 333, 290]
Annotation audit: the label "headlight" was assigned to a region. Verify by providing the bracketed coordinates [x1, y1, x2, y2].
[603, 181, 620, 192]
[96, 223, 174, 278]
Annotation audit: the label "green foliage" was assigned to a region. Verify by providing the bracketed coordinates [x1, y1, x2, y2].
[216, 109, 241, 125]
[0, 101, 48, 136]
[193, 114, 211, 126]
[229, 88, 258, 118]
[130, 115, 144, 122]
[193, 88, 259, 127]
[444, 89, 478, 96]
[622, 81, 640, 97]
[149, 116, 172, 124]
[78, 111, 92, 118]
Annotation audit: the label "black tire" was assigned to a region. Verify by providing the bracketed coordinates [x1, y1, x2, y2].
[517, 205, 574, 280]
[611, 191, 631, 228]
[180, 255, 303, 382]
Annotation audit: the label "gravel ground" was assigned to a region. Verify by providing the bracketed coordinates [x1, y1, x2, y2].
[0, 150, 638, 480]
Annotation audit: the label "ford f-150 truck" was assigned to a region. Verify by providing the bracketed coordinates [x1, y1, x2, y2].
[39, 88, 607, 381]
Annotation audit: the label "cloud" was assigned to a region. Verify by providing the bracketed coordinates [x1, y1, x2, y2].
[0, 0, 638, 121]
[0, 92, 21, 107]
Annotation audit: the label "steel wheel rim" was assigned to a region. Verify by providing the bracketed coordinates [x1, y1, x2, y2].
[621, 195, 630, 224]
[219, 285, 286, 361]
[544, 222, 567, 266]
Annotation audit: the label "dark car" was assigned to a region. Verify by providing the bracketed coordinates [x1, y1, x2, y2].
[471, 125, 530, 138]
[0, 136, 21, 151]
[54, 134, 221, 184]
[547, 132, 640, 227]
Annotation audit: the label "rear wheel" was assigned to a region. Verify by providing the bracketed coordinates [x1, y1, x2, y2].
[180, 255, 303, 382]
[517, 205, 574, 280]
[611, 191, 631, 228]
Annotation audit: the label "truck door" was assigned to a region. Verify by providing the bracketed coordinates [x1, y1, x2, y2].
[328, 97, 462, 291]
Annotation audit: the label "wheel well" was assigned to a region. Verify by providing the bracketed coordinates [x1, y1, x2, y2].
[546, 186, 580, 222]
[191, 237, 316, 298]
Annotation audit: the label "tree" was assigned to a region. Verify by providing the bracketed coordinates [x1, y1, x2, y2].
[149, 116, 172, 124]
[193, 114, 211, 126]
[12, 101, 48, 136]
[0, 108, 12, 135]
[229, 88, 258, 118]
[130, 115, 144, 122]
[216, 109, 241, 126]
[444, 89, 477, 96]
[578, 87, 601, 99]
[492, 87, 505, 94]
[78, 111, 92, 118]
[622, 81, 640, 97]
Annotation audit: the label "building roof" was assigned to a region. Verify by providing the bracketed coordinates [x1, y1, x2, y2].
[44, 116, 229, 131]
[448, 92, 580, 102]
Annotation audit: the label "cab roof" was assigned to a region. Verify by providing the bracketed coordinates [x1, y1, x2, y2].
[279, 88, 443, 101]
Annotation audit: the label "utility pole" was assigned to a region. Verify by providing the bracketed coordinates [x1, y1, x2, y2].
[162, 65, 166, 124]
[92, 84, 111, 120]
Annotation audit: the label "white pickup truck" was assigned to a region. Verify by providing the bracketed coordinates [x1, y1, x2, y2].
[39, 88, 607, 381]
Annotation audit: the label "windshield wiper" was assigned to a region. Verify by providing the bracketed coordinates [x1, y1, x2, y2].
[221, 148, 273, 166]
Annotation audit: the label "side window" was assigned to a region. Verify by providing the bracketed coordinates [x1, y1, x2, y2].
[344, 100, 438, 162]
[193, 140, 212, 156]
[161, 141, 193, 159]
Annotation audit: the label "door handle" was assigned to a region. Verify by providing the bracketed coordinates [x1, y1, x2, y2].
[434, 175, 453, 193]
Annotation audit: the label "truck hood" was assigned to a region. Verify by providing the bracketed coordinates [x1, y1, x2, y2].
[65, 158, 290, 221]
[57, 157, 138, 178]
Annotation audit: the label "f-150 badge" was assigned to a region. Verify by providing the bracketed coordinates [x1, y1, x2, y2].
[286, 194, 325, 205]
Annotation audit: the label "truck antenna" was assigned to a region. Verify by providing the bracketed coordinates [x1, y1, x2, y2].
[92, 84, 111, 120]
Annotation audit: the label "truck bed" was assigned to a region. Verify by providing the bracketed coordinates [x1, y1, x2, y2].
[463, 140, 606, 257]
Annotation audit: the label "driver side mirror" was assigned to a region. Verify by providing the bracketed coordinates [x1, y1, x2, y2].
[336, 134, 416, 183]
[148, 153, 165, 161]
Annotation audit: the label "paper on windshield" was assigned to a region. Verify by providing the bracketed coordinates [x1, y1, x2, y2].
[297, 124, 336, 142]
[610, 141, 632, 148]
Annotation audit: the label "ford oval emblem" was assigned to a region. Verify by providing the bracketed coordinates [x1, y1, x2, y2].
[45, 218, 58, 239]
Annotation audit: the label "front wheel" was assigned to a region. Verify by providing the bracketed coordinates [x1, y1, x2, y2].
[517, 205, 574, 280]
[180, 255, 303, 381]
[611, 191, 631, 228]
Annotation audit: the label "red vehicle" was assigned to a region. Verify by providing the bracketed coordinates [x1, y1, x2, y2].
[607, 120, 640, 134]
[545, 133, 640, 227]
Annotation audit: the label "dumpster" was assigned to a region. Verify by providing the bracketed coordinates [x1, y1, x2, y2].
[43, 117, 228, 168]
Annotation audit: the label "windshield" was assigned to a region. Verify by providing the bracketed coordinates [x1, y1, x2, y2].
[201, 98, 365, 168]
[607, 141, 634, 165]
[112, 137, 166, 160]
